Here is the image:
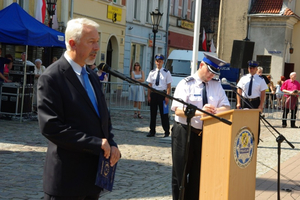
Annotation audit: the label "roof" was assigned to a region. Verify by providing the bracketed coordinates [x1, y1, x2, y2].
[250, 0, 283, 14]
[250, 0, 300, 19]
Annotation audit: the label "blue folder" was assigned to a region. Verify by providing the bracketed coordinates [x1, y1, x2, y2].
[95, 152, 118, 191]
[163, 100, 169, 114]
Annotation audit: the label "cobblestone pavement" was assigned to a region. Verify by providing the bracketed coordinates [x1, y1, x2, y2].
[0, 110, 299, 200]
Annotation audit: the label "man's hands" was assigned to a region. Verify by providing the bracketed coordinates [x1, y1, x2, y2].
[110, 146, 121, 167]
[101, 138, 121, 167]
[101, 138, 110, 159]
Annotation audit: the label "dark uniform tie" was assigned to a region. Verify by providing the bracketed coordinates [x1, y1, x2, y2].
[202, 82, 208, 106]
[248, 75, 253, 96]
[82, 67, 100, 117]
[155, 70, 160, 86]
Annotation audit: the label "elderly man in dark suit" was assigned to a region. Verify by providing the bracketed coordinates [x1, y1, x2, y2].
[38, 18, 121, 199]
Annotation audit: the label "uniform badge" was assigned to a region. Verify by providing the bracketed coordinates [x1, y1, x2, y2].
[233, 127, 255, 168]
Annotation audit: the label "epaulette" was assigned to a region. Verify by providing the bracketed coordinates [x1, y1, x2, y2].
[150, 69, 155, 73]
[163, 68, 168, 72]
[184, 76, 194, 82]
[259, 75, 264, 79]
[212, 77, 220, 82]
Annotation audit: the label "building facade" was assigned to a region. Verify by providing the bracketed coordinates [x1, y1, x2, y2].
[124, 0, 168, 78]
[218, 0, 300, 82]
[168, 0, 195, 54]
[73, 0, 127, 84]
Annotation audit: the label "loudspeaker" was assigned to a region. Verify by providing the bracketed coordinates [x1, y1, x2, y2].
[230, 40, 255, 69]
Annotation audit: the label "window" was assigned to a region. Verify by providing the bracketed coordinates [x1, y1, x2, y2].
[182, 0, 187, 19]
[170, 0, 174, 15]
[134, 0, 141, 20]
[158, 0, 164, 26]
[173, 0, 178, 16]
[257, 55, 271, 74]
[146, 0, 152, 23]
[191, 1, 195, 21]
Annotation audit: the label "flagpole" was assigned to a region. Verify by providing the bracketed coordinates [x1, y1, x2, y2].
[191, 0, 202, 75]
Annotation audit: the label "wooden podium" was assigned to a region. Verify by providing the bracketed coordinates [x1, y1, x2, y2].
[199, 109, 260, 200]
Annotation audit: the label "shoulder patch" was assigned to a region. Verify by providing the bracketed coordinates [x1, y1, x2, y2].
[163, 68, 168, 72]
[184, 76, 194, 82]
[259, 76, 264, 79]
[212, 77, 220, 81]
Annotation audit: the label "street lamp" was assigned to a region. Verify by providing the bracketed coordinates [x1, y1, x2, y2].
[150, 8, 163, 70]
[45, 0, 57, 67]
[46, 0, 57, 28]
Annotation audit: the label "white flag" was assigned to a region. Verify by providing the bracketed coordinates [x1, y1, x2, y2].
[52, 9, 59, 29]
[210, 38, 216, 53]
[35, 0, 46, 23]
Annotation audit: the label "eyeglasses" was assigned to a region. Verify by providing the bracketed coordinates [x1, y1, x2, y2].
[134, 65, 139, 66]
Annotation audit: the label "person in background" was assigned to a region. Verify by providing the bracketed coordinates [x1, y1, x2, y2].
[281, 72, 300, 128]
[32, 59, 46, 113]
[52, 56, 58, 63]
[88, 63, 98, 73]
[236, 61, 268, 112]
[3, 54, 13, 82]
[96, 66, 108, 82]
[0, 48, 12, 83]
[265, 75, 275, 109]
[21, 52, 35, 66]
[146, 54, 172, 137]
[275, 76, 285, 109]
[257, 66, 270, 85]
[38, 18, 120, 199]
[171, 53, 230, 199]
[128, 62, 145, 118]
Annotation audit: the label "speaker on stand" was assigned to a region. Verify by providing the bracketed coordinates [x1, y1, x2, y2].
[230, 40, 255, 78]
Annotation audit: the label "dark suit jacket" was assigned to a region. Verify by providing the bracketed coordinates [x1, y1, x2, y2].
[37, 56, 117, 196]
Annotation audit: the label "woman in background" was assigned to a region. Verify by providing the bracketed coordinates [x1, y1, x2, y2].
[128, 62, 145, 118]
[3, 54, 13, 82]
[275, 76, 286, 109]
[32, 59, 46, 113]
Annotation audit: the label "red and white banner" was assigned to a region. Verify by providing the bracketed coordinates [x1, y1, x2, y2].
[35, 0, 46, 23]
[202, 28, 207, 51]
[210, 38, 216, 53]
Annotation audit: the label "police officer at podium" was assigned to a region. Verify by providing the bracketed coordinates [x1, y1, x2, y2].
[171, 53, 230, 200]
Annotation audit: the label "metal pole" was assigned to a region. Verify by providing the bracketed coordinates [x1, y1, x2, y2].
[20, 45, 28, 122]
[164, 0, 171, 58]
[191, 0, 203, 75]
[151, 31, 157, 70]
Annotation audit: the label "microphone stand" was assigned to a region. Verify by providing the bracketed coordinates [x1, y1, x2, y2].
[231, 86, 294, 200]
[100, 64, 232, 200]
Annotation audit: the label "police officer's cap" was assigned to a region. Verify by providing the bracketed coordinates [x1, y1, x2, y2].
[202, 53, 228, 75]
[248, 60, 259, 67]
[155, 54, 165, 60]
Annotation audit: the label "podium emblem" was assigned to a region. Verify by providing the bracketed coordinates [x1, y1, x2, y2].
[233, 128, 254, 168]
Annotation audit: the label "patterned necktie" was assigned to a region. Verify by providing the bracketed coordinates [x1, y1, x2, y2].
[202, 82, 208, 106]
[248, 75, 253, 96]
[81, 67, 100, 117]
[155, 70, 160, 86]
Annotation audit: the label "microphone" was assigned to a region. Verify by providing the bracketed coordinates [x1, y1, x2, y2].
[221, 78, 241, 89]
[98, 63, 135, 84]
